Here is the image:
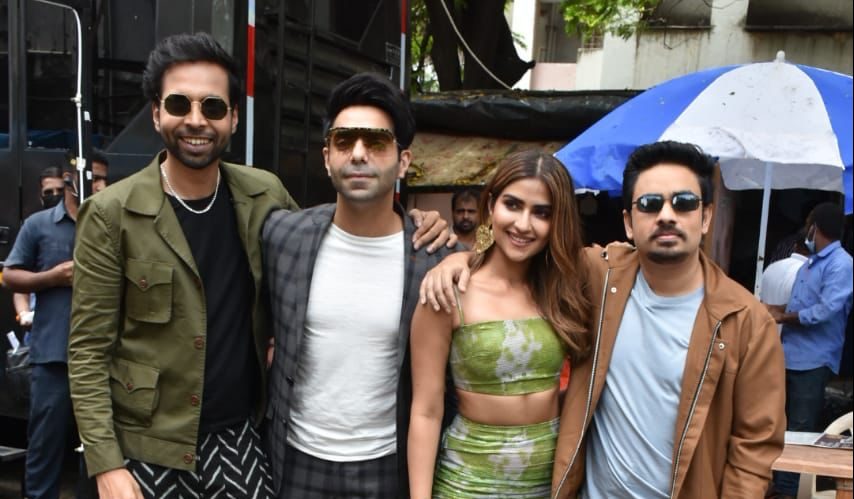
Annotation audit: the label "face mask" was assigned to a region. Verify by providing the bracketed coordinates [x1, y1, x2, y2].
[804, 225, 817, 254]
[41, 193, 63, 208]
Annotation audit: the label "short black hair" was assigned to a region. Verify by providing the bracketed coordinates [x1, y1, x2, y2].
[622, 141, 716, 211]
[809, 202, 844, 241]
[793, 228, 809, 254]
[142, 32, 241, 106]
[451, 188, 480, 210]
[91, 149, 109, 167]
[324, 73, 415, 149]
[39, 166, 62, 182]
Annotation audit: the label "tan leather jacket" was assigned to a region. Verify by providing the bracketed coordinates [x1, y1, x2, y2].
[552, 244, 786, 499]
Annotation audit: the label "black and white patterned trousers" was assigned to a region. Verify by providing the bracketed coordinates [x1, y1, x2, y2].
[125, 419, 275, 498]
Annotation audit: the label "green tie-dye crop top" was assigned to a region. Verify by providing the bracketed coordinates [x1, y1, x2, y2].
[450, 291, 566, 396]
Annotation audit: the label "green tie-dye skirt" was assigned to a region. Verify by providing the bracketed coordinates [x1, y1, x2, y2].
[432, 414, 558, 498]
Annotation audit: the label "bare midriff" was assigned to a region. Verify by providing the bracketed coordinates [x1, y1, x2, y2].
[456, 386, 560, 426]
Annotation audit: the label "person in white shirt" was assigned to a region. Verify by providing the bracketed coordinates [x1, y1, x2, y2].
[761, 231, 808, 333]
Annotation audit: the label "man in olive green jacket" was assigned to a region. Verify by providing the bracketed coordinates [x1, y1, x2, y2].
[69, 33, 297, 498]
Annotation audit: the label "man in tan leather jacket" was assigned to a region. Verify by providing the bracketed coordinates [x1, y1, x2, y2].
[552, 142, 786, 499]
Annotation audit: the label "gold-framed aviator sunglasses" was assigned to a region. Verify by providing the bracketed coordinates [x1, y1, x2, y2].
[325, 127, 399, 154]
[160, 94, 231, 121]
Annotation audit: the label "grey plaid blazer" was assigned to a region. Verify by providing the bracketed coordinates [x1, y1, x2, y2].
[261, 203, 456, 496]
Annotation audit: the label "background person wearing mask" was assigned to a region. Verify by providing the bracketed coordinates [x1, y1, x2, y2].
[13, 166, 66, 331]
[2, 159, 81, 499]
[767, 202, 854, 499]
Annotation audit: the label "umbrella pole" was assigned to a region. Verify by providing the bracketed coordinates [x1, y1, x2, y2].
[754, 162, 773, 297]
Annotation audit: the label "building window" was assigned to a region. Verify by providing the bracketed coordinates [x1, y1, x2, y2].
[643, 0, 711, 28]
[25, 1, 77, 149]
[746, 0, 853, 31]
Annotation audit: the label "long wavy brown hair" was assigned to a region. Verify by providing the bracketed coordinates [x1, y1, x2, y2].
[471, 150, 591, 363]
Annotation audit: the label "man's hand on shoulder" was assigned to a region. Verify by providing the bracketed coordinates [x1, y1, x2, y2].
[408, 208, 457, 253]
[419, 251, 473, 313]
[95, 468, 144, 499]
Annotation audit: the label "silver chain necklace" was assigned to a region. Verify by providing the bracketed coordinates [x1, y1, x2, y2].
[160, 164, 221, 215]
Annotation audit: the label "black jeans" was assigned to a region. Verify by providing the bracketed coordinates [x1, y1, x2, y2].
[773, 366, 833, 495]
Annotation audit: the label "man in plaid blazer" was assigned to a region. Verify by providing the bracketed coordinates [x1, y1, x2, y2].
[262, 73, 457, 498]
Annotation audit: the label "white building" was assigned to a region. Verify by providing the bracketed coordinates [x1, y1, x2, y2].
[510, 0, 853, 91]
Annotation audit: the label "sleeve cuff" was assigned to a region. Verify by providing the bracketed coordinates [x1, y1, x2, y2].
[83, 440, 126, 477]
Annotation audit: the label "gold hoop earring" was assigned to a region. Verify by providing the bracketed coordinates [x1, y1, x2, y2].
[474, 221, 494, 255]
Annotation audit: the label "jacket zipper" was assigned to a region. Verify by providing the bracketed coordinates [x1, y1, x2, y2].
[668, 320, 723, 499]
[553, 268, 612, 498]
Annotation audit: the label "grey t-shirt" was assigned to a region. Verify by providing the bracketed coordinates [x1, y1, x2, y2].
[583, 271, 704, 499]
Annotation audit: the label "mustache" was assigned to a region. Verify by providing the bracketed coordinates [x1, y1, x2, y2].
[650, 223, 686, 241]
[340, 164, 378, 177]
[177, 127, 216, 139]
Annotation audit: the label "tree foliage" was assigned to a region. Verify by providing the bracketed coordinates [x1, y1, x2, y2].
[560, 0, 661, 40]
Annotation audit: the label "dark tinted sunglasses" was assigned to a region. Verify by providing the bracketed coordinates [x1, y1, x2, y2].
[633, 192, 703, 213]
[326, 127, 398, 154]
[161, 94, 231, 121]
[41, 187, 64, 196]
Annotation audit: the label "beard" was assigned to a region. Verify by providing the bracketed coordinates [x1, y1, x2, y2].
[646, 248, 691, 264]
[454, 220, 476, 235]
[162, 127, 230, 170]
[645, 223, 690, 264]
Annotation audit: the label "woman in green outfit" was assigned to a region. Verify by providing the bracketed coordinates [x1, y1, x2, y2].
[408, 150, 591, 498]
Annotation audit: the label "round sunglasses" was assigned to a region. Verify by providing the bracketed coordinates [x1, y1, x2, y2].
[632, 191, 703, 213]
[160, 94, 231, 121]
[325, 127, 399, 154]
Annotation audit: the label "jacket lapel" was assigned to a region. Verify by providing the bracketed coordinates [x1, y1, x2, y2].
[125, 156, 198, 276]
[398, 206, 417, 367]
[669, 254, 743, 496]
[590, 255, 638, 412]
[285, 205, 335, 381]
[222, 164, 257, 283]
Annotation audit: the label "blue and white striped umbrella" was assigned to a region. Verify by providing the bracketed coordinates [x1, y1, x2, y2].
[555, 52, 852, 295]
[556, 51, 852, 214]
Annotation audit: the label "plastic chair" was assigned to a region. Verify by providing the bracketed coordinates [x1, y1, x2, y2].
[796, 411, 853, 499]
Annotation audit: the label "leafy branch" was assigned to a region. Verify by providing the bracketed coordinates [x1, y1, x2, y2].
[561, 0, 662, 41]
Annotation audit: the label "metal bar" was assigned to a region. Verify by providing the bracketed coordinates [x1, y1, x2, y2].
[271, 0, 286, 178]
[300, 0, 316, 207]
[754, 162, 774, 296]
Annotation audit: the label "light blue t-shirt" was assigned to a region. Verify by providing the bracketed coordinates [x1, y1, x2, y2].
[583, 271, 704, 499]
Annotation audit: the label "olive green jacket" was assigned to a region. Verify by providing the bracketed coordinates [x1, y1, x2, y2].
[69, 154, 297, 476]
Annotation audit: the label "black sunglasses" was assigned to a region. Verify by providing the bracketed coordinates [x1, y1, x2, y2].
[632, 192, 703, 213]
[161, 94, 231, 121]
[325, 127, 398, 154]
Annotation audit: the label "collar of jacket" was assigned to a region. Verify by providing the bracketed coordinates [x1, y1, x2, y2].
[308, 199, 414, 235]
[123, 151, 272, 216]
[598, 242, 747, 320]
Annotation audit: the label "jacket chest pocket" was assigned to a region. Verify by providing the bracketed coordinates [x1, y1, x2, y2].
[110, 358, 160, 427]
[124, 258, 173, 324]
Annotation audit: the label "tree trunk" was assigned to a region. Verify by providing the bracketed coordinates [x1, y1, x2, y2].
[459, 0, 534, 90]
[424, 0, 462, 90]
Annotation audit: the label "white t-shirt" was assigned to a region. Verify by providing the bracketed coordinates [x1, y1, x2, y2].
[287, 223, 404, 461]
[760, 253, 807, 334]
